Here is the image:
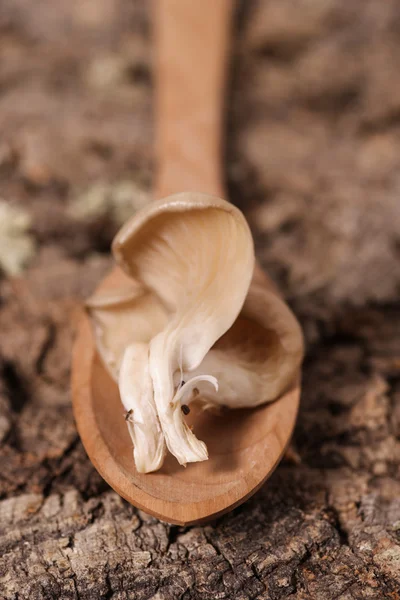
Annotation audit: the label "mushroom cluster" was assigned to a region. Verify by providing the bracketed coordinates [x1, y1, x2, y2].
[87, 192, 304, 473]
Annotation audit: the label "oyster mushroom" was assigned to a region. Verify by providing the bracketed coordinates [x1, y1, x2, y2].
[87, 192, 304, 473]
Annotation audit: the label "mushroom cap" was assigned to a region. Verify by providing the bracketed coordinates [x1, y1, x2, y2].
[86, 192, 303, 472]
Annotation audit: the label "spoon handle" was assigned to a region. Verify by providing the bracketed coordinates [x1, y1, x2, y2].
[153, 0, 234, 199]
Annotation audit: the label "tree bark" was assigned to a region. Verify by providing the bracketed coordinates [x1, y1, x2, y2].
[1, 1, 400, 598]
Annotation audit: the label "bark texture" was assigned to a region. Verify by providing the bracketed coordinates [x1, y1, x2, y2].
[1, 1, 400, 598]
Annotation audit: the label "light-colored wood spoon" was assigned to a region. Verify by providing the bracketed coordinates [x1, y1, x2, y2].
[72, 0, 301, 526]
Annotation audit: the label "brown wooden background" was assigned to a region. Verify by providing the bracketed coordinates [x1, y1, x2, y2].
[1, 1, 400, 598]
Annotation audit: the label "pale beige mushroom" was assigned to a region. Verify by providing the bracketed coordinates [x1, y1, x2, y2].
[87, 192, 304, 473]
[183, 277, 304, 408]
[86, 279, 168, 473]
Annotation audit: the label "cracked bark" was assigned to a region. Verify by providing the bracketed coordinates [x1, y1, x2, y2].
[1, 0, 400, 598]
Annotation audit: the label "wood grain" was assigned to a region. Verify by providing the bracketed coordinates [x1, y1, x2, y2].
[3, 0, 400, 596]
[154, 0, 233, 198]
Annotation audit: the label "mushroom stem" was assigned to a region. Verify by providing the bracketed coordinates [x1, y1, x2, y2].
[149, 331, 209, 466]
[119, 343, 166, 473]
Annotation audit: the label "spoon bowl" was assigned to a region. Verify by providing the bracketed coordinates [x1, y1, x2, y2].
[72, 268, 300, 525]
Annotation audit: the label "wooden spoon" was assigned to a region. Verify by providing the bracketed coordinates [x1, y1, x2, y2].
[72, 0, 301, 526]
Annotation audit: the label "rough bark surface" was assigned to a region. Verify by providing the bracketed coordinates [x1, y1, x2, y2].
[1, 1, 400, 598]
